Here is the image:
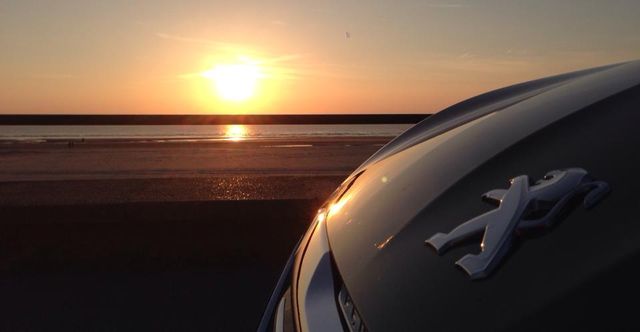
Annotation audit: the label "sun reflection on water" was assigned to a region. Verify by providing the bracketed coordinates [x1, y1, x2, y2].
[224, 125, 248, 141]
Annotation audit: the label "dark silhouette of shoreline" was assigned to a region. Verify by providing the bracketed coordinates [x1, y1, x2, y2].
[0, 114, 429, 125]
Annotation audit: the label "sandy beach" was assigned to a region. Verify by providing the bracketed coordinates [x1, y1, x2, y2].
[0, 136, 391, 331]
[0, 137, 388, 182]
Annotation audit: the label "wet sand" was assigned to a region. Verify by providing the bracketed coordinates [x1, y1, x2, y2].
[0, 176, 345, 205]
[0, 137, 387, 182]
[0, 137, 391, 331]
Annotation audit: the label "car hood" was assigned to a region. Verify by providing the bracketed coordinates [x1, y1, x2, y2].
[325, 60, 640, 331]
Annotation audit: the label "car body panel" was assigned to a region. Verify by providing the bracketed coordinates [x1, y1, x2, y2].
[324, 60, 640, 330]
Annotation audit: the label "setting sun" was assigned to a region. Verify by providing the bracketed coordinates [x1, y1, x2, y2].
[201, 59, 261, 102]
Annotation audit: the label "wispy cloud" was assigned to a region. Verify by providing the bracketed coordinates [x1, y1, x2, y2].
[155, 32, 272, 60]
[29, 73, 76, 79]
[155, 32, 238, 49]
[270, 20, 288, 26]
[155, 32, 305, 61]
[423, 2, 468, 9]
[178, 53, 306, 80]
[156, 32, 311, 81]
[457, 52, 476, 59]
[262, 54, 304, 64]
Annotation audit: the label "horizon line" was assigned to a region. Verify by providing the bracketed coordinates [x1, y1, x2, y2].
[0, 114, 431, 125]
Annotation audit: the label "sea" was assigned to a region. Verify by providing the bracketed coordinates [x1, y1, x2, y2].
[0, 124, 412, 142]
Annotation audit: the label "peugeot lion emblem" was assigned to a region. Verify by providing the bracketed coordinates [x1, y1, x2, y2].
[425, 168, 609, 280]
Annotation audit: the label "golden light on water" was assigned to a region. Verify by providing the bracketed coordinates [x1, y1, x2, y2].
[201, 57, 262, 102]
[225, 124, 248, 141]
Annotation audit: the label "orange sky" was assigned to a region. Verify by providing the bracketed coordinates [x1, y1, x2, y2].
[1, 1, 639, 114]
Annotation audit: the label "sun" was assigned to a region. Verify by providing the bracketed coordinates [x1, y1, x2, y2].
[201, 59, 261, 102]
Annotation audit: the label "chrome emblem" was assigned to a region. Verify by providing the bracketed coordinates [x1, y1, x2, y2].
[425, 168, 609, 280]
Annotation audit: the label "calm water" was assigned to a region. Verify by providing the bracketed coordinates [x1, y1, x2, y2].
[0, 124, 412, 142]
